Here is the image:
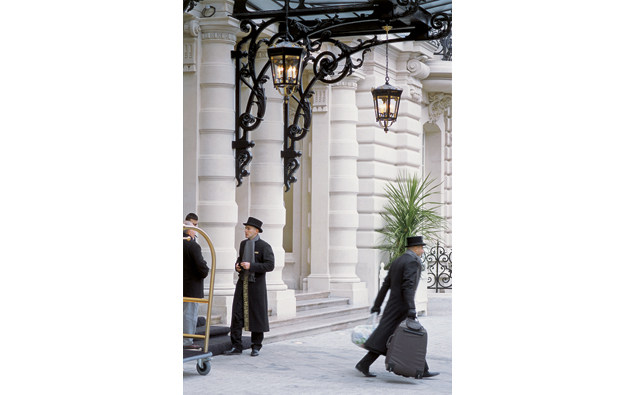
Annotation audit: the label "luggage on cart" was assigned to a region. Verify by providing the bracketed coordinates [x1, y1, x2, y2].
[384, 318, 428, 379]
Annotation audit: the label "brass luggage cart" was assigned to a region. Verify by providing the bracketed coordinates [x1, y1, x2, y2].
[183, 224, 217, 375]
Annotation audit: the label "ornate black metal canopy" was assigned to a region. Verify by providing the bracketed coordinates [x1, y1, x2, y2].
[233, 0, 450, 40]
[187, 0, 451, 191]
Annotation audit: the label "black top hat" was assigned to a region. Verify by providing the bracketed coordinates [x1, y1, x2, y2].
[406, 236, 426, 247]
[243, 217, 264, 233]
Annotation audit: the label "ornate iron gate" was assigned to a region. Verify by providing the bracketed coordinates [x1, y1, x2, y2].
[425, 241, 452, 292]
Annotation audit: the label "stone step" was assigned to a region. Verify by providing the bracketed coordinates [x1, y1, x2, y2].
[293, 291, 331, 301]
[295, 296, 349, 312]
[261, 310, 370, 344]
[268, 304, 369, 329]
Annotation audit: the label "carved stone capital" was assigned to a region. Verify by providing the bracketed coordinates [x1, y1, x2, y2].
[427, 92, 452, 123]
[198, 16, 240, 43]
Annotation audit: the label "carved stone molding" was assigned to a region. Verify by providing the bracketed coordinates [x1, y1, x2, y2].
[201, 31, 237, 43]
[332, 80, 358, 89]
[312, 86, 329, 113]
[408, 87, 423, 103]
[183, 39, 197, 73]
[427, 92, 452, 124]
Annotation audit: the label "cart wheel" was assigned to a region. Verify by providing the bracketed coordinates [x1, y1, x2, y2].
[196, 360, 212, 375]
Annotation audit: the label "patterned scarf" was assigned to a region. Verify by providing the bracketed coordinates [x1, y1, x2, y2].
[243, 234, 259, 283]
[242, 234, 260, 330]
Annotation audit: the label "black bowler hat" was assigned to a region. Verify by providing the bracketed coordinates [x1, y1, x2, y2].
[406, 236, 426, 247]
[243, 217, 264, 233]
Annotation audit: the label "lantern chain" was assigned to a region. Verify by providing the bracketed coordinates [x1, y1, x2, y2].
[383, 25, 391, 84]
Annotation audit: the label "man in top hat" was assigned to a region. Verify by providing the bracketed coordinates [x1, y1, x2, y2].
[223, 217, 275, 357]
[355, 235, 439, 378]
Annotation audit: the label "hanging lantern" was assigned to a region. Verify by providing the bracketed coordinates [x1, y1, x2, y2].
[267, 40, 305, 97]
[372, 82, 402, 133]
[372, 25, 402, 133]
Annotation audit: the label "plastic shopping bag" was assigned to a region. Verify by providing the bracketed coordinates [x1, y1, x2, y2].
[350, 313, 378, 348]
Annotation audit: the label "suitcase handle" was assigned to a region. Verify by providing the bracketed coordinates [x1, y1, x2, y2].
[386, 334, 394, 348]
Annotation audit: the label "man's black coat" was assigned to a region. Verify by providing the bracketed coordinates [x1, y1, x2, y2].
[231, 238, 275, 332]
[363, 249, 422, 355]
[183, 233, 210, 298]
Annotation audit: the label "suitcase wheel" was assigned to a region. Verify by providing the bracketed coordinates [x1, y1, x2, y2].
[415, 370, 424, 379]
[386, 362, 394, 372]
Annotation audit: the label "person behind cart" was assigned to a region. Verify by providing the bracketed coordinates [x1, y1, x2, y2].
[355, 235, 439, 378]
[223, 217, 274, 357]
[183, 220, 209, 350]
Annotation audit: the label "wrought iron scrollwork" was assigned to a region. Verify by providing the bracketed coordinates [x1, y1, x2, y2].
[232, 0, 452, 190]
[232, 19, 278, 186]
[183, 0, 197, 13]
[425, 241, 452, 293]
[434, 31, 452, 61]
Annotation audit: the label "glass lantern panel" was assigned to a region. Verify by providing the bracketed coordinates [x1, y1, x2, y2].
[388, 97, 399, 117]
[285, 55, 300, 83]
[271, 56, 285, 85]
[377, 96, 389, 119]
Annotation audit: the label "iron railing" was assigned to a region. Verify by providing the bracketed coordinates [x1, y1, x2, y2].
[425, 241, 452, 292]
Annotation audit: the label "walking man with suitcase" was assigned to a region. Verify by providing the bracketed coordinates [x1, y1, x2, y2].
[356, 235, 439, 378]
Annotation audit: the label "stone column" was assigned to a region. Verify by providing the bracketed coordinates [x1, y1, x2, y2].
[328, 76, 368, 306]
[425, 91, 453, 248]
[248, 52, 296, 319]
[196, 9, 240, 324]
[307, 83, 331, 292]
[443, 102, 452, 248]
[356, 52, 392, 306]
[183, 16, 200, 215]
[422, 56, 453, 249]
[397, 54, 431, 313]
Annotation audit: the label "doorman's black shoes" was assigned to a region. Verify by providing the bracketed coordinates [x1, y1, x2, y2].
[223, 347, 242, 355]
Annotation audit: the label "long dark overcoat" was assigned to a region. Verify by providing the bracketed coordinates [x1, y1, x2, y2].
[183, 233, 210, 298]
[363, 249, 422, 355]
[231, 238, 275, 332]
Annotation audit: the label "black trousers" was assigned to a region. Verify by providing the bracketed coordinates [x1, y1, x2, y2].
[356, 351, 380, 370]
[229, 301, 264, 351]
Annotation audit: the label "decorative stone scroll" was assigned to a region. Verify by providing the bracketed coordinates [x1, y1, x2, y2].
[427, 92, 452, 124]
[184, 20, 201, 37]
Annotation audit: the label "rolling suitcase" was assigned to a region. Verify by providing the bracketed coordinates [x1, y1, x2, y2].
[385, 318, 428, 379]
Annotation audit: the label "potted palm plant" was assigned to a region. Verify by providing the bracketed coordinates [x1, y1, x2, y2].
[376, 172, 446, 269]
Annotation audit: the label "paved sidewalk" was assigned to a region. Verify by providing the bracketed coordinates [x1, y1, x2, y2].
[183, 293, 451, 394]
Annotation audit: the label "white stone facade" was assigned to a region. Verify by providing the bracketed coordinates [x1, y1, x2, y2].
[183, 2, 452, 324]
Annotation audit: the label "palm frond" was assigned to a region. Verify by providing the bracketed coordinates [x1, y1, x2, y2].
[376, 171, 446, 269]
